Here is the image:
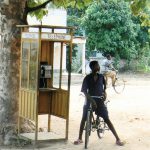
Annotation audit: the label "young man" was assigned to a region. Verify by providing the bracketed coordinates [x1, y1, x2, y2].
[74, 60, 125, 146]
[101, 54, 117, 86]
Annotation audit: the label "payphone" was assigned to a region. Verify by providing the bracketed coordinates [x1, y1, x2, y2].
[40, 61, 52, 88]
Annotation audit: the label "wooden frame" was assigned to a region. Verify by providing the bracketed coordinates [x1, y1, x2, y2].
[17, 25, 74, 144]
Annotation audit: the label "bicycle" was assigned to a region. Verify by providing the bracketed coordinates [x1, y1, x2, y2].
[104, 71, 126, 94]
[84, 96, 109, 149]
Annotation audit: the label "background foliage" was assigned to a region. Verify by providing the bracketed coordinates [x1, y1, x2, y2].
[82, 0, 140, 59]
[67, 0, 150, 72]
[27, 0, 150, 72]
[27, 0, 150, 26]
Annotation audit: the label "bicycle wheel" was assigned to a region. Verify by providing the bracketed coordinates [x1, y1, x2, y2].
[113, 78, 125, 94]
[85, 110, 91, 149]
[97, 118, 105, 139]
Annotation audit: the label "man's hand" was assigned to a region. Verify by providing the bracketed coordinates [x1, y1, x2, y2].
[91, 99, 97, 110]
[86, 94, 97, 109]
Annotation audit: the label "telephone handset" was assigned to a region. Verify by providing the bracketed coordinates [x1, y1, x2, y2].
[41, 66, 45, 77]
[40, 61, 52, 88]
[40, 63, 51, 78]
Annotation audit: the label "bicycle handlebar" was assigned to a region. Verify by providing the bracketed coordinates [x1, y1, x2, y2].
[91, 96, 104, 99]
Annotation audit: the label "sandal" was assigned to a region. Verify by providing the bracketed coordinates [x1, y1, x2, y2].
[74, 139, 83, 145]
[116, 140, 126, 146]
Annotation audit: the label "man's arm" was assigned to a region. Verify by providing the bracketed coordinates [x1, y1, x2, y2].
[81, 76, 97, 108]
[103, 75, 107, 100]
[103, 75, 106, 91]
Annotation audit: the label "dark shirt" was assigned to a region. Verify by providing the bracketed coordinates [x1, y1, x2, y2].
[81, 73, 105, 97]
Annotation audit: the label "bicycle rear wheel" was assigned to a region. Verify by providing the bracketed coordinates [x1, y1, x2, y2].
[113, 78, 125, 94]
[97, 128, 105, 139]
[97, 118, 105, 139]
[85, 110, 91, 149]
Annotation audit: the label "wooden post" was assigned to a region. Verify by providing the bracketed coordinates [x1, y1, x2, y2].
[82, 42, 86, 75]
[59, 42, 63, 89]
[35, 26, 42, 144]
[65, 29, 73, 139]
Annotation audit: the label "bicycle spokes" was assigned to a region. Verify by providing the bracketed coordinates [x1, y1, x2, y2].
[113, 78, 125, 94]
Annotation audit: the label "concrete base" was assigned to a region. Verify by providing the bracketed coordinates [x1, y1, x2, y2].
[21, 132, 65, 141]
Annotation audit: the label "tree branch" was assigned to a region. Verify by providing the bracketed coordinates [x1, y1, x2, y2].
[22, 0, 52, 24]
[22, 1, 28, 24]
[27, 0, 52, 13]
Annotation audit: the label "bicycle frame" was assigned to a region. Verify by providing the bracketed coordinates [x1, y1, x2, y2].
[84, 97, 109, 149]
[104, 72, 125, 94]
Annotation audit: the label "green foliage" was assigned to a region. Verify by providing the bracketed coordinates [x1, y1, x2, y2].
[27, 0, 150, 72]
[113, 53, 120, 70]
[71, 44, 82, 72]
[72, 57, 82, 72]
[27, 0, 149, 26]
[28, 0, 49, 21]
[27, 0, 94, 21]
[125, 0, 150, 26]
[123, 42, 150, 72]
[66, 44, 82, 72]
[131, 15, 150, 57]
[67, 7, 86, 36]
[82, 0, 139, 61]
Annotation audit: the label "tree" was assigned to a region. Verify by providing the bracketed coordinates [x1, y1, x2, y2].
[0, 1, 27, 145]
[81, 0, 140, 62]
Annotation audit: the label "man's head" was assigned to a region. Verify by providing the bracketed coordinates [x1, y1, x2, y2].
[89, 60, 100, 72]
[106, 54, 112, 60]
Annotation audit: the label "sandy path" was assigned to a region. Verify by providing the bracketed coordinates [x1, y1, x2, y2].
[36, 74, 150, 150]
[2, 74, 150, 150]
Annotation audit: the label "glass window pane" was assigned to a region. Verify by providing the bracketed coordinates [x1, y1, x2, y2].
[21, 42, 29, 88]
[53, 42, 61, 88]
[21, 61, 28, 88]
[61, 44, 68, 90]
[29, 42, 38, 90]
[22, 42, 29, 60]
[0, 34, 2, 49]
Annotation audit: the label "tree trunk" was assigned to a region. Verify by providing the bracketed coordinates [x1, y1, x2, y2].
[0, 0, 26, 145]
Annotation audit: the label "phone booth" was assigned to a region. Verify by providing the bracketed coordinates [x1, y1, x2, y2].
[17, 25, 73, 143]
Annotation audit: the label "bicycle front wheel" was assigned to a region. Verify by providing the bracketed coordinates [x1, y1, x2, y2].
[85, 110, 91, 149]
[113, 78, 125, 94]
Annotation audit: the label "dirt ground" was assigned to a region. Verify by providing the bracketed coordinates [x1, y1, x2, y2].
[67, 73, 150, 150]
[1, 73, 150, 150]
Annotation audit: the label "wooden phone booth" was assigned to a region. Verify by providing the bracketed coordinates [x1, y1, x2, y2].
[17, 25, 73, 143]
